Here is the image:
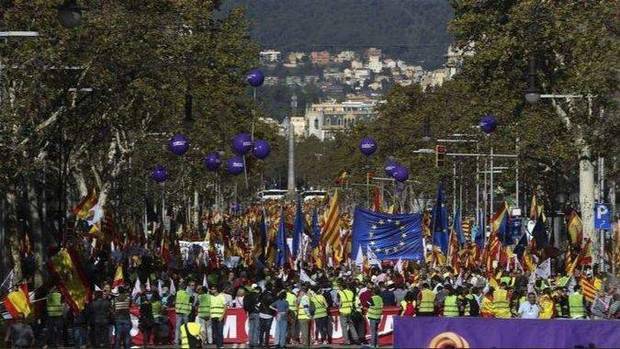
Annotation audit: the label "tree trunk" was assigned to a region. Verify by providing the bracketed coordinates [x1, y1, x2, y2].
[26, 178, 46, 287]
[579, 144, 596, 260]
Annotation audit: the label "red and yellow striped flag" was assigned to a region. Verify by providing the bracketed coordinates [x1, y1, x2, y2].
[321, 189, 341, 248]
[72, 189, 98, 219]
[48, 248, 91, 314]
[580, 277, 600, 303]
[3, 283, 31, 318]
[112, 264, 124, 288]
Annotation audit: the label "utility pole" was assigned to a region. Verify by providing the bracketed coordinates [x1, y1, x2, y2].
[287, 118, 296, 198]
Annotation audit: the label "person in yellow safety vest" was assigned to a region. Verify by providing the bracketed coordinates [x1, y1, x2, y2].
[297, 287, 312, 348]
[180, 321, 204, 349]
[46, 288, 64, 347]
[337, 282, 359, 345]
[443, 287, 459, 317]
[209, 285, 227, 349]
[480, 287, 495, 318]
[417, 283, 435, 316]
[538, 288, 555, 319]
[568, 285, 587, 319]
[493, 283, 511, 318]
[174, 281, 194, 345]
[366, 287, 384, 348]
[286, 286, 298, 344]
[311, 286, 329, 344]
[196, 286, 211, 346]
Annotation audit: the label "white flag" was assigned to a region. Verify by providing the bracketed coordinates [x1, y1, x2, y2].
[158, 279, 163, 296]
[300, 269, 317, 286]
[169, 278, 176, 295]
[145, 278, 151, 291]
[355, 245, 364, 267]
[395, 258, 403, 275]
[132, 278, 142, 298]
[202, 274, 208, 288]
[248, 226, 254, 249]
[535, 258, 551, 279]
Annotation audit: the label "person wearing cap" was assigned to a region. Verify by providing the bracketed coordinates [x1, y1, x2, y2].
[243, 284, 261, 348]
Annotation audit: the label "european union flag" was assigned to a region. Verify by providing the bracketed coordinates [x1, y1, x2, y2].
[432, 183, 449, 254]
[351, 207, 424, 261]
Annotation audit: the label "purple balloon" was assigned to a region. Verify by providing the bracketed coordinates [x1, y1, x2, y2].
[253, 139, 271, 159]
[231, 133, 253, 155]
[384, 161, 398, 177]
[168, 134, 189, 156]
[203, 152, 221, 171]
[392, 166, 409, 182]
[151, 165, 167, 183]
[359, 137, 377, 156]
[246, 69, 265, 87]
[480, 114, 497, 134]
[226, 156, 245, 175]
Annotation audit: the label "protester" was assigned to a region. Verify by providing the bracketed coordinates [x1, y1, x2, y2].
[270, 290, 290, 349]
[209, 285, 227, 349]
[367, 287, 384, 348]
[113, 287, 132, 349]
[518, 292, 541, 319]
[4, 314, 34, 349]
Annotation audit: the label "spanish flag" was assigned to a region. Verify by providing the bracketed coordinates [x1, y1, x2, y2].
[321, 189, 341, 249]
[48, 248, 91, 314]
[3, 283, 31, 318]
[72, 189, 98, 219]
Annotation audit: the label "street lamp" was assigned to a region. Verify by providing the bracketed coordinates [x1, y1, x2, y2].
[57, 0, 82, 28]
[525, 57, 541, 104]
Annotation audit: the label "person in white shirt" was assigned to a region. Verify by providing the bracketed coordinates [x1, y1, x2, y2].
[519, 292, 541, 319]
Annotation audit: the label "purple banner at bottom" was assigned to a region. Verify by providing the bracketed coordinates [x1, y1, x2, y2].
[394, 317, 620, 348]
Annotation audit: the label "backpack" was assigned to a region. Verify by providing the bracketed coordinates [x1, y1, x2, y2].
[184, 323, 202, 349]
[403, 301, 416, 316]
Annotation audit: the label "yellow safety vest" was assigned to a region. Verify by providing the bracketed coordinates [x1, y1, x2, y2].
[152, 300, 162, 318]
[443, 295, 459, 317]
[539, 295, 554, 319]
[47, 292, 63, 317]
[198, 294, 210, 318]
[298, 295, 311, 320]
[175, 290, 192, 315]
[338, 290, 354, 315]
[180, 322, 202, 349]
[312, 294, 328, 319]
[367, 295, 383, 320]
[286, 292, 297, 315]
[569, 293, 585, 319]
[419, 289, 435, 313]
[210, 294, 226, 320]
[493, 289, 511, 318]
[463, 295, 473, 316]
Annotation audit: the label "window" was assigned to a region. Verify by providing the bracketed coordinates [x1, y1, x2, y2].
[314, 118, 319, 129]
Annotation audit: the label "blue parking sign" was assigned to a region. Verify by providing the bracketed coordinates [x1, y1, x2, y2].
[594, 203, 612, 230]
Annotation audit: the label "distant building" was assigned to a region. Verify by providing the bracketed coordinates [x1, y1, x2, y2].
[264, 76, 280, 86]
[259, 50, 281, 64]
[287, 51, 306, 64]
[365, 47, 382, 58]
[304, 75, 320, 84]
[351, 60, 364, 69]
[368, 55, 383, 73]
[310, 51, 330, 65]
[285, 76, 303, 87]
[289, 116, 307, 138]
[383, 59, 397, 69]
[305, 98, 378, 141]
[259, 116, 280, 130]
[335, 50, 357, 63]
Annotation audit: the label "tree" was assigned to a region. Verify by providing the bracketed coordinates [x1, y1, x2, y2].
[0, 0, 270, 284]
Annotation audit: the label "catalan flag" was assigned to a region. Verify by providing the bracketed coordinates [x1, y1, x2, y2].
[72, 189, 98, 219]
[580, 277, 600, 303]
[491, 202, 512, 245]
[321, 189, 341, 249]
[48, 248, 91, 314]
[112, 264, 124, 288]
[3, 283, 31, 318]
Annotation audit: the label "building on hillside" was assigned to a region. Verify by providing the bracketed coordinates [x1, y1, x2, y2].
[259, 117, 280, 130]
[304, 99, 378, 141]
[287, 52, 306, 64]
[259, 50, 281, 64]
[285, 76, 303, 87]
[368, 55, 383, 73]
[289, 116, 306, 138]
[310, 51, 331, 65]
[365, 47, 382, 58]
[264, 76, 280, 86]
[335, 50, 357, 63]
[351, 60, 364, 69]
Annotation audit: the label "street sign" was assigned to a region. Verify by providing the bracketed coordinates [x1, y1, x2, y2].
[595, 203, 612, 230]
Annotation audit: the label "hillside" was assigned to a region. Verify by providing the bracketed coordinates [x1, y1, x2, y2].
[219, 0, 454, 69]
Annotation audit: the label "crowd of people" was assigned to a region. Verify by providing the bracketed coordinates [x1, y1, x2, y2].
[2, 259, 619, 348]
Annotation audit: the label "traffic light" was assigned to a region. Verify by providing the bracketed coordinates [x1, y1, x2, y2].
[435, 145, 446, 167]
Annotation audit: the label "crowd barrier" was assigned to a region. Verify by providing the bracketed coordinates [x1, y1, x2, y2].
[128, 306, 399, 346]
[394, 316, 620, 348]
